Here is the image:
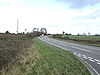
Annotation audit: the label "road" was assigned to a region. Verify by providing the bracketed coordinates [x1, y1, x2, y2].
[39, 36, 100, 75]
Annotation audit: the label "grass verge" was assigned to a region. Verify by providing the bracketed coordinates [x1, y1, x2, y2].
[29, 38, 91, 75]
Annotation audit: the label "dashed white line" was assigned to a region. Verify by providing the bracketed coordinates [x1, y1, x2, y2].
[55, 42, 91, 53]
[97, 62, 100, 65]
[73, 52, 100, 64]
[72, 46, 91, 52]
[77, 53, 81, 57]
[88, 57, 95, 62]
[73, 52, 77, 55]
[89, 59, 95, 62]
[82, 55, 88, 59]
[88, 57, 93, 59]
[94, 59, 100, 62]
[73, 52, 100, 75]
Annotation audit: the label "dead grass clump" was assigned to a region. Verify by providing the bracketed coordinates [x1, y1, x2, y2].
[0, 34, 39, 75]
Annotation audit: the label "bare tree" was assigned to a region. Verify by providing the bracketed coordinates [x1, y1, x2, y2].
[40, 28, 47, 34]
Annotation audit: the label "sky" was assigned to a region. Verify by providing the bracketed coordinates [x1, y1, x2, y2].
[0, 0, 100, 35]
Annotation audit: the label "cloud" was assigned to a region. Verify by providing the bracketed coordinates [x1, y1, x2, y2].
[0, 0, 21, 5]
[87, 10, 100, 19]
[57, 0, 100, 9]
[0, 0, 100, 34]
[0, 0, 20, 3]
[69, 3, 100, 24]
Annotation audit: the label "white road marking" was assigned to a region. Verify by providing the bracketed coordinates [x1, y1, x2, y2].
[72, 46, 91, 52]
[58, 42, 91, 52]
[73, 52, 100, 75]
[77, 53, 81, 57]
[73, 52, 77, 55]
[88, 57, 95, 62]
[74, 52, 100, 64]
[88, 57, 93, 59]
[97, 62, 100, 65]
[82, 55, 88, 59]
[89, 59, 95, 62]
[94, 59, 100, 62]
[81, 58, 100, 75]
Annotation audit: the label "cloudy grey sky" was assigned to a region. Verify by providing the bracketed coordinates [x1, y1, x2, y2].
[0, 0, 100, 34]
[58, 0, 100, 8]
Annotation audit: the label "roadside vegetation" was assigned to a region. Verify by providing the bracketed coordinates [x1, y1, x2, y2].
[0, 32, 41, 75]
[52, 34, 100, 47]
[0, 33, 90, 75]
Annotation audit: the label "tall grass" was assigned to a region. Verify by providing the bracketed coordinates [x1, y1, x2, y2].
[0, 34, 35, 75]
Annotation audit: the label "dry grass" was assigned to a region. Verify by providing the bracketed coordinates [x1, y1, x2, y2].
[0, 34, 39, 75]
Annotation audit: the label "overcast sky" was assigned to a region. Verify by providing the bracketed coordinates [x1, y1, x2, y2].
[0, 0, 100, 34]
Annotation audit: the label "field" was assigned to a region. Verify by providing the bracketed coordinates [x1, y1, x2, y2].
[69, 35, 100, 41]
[68, 35, 100, 46]
[0, 34, 90, 75]
[52, 34, 100, 47]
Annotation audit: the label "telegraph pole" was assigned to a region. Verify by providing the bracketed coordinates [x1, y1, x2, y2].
[17, 19, 18, 34]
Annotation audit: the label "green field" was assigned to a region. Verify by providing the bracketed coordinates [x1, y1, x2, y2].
[68, 35, 100, 47]
[51, 34, 100, 47]
[69, 35, 100, 41]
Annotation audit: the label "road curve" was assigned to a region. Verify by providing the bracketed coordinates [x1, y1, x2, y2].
[39, 36, 100, 75]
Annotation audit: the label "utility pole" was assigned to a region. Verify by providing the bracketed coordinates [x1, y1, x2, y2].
[17, 19, 18, 34]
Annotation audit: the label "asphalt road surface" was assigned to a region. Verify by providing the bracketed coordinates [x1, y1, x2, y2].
[39, 36, 100, 75]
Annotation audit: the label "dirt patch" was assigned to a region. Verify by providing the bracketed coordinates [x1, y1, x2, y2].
[69, 39, 100, 44]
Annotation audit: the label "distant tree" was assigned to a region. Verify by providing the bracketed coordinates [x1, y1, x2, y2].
[69, 33, 71, 35]
[23, 32, 25, 34]
[5, 31, 10, 34]
[95, 34, 100, 36]
[65, 33, 71, 35]
[63, 31, 65, 35]
[40, 28, 47, 35]
[65, 33, 68, 35]
[77, 33, 80, 36]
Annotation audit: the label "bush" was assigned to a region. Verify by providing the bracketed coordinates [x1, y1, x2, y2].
[52, 34, 62, 38]
[26, 31, 42, 38]
[64, 35, 69, 39]
[0, 34, 32, 70]
[52, 34, 69, 39]
[5, 31, 10, 34]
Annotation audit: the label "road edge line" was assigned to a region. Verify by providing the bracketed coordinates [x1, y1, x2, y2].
[80, 57, 100, 75]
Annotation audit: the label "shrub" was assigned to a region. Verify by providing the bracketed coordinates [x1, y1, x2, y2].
[52, 34, 69, 39]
